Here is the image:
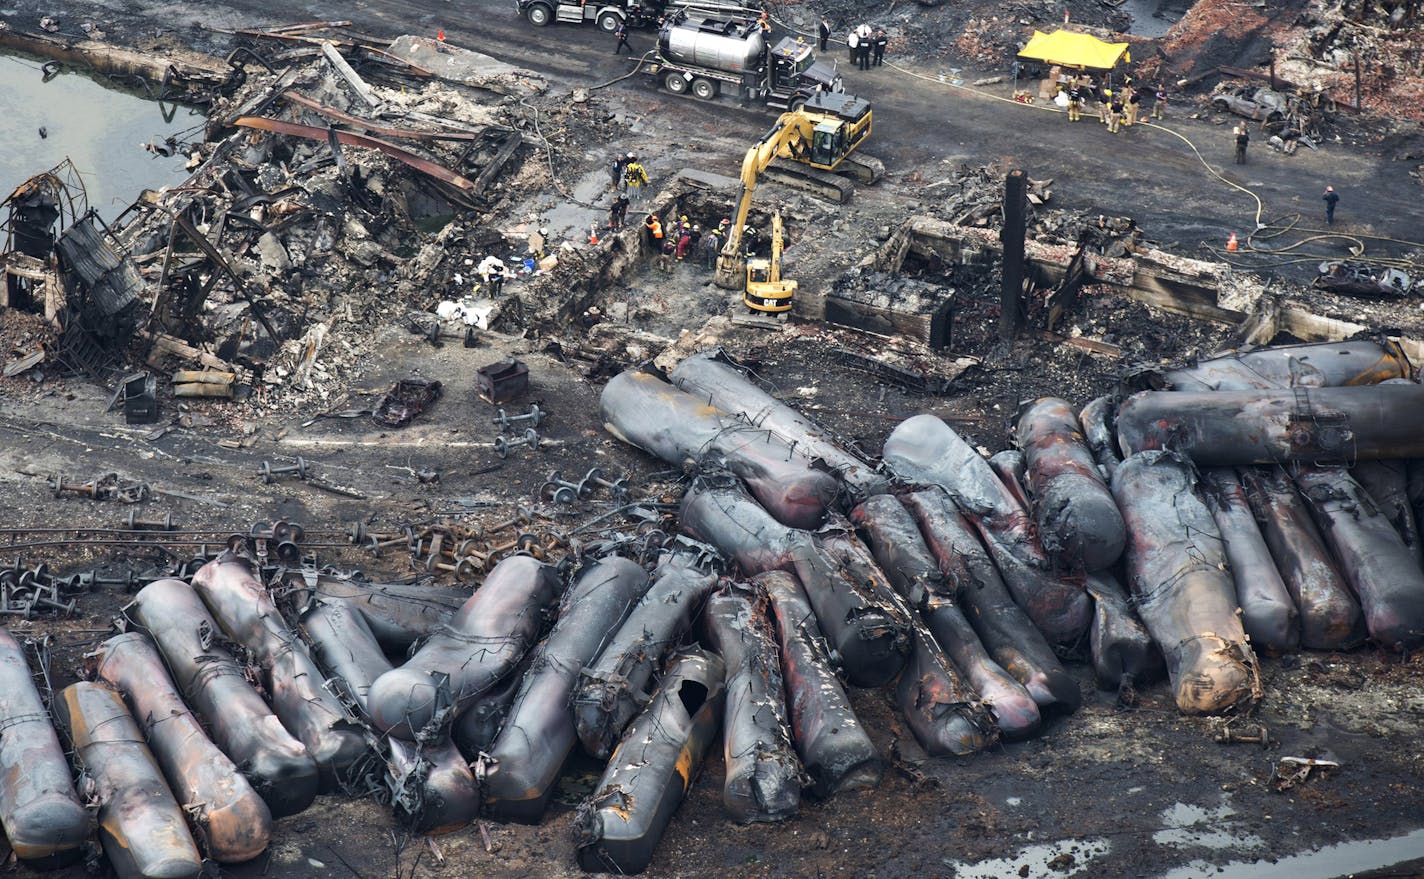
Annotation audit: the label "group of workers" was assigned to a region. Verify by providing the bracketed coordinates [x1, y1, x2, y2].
[839, 22, 889, 71]
[608, 151, 651, 203]
[642, 214, 724, 272]
[1061, 77, 1165, 132]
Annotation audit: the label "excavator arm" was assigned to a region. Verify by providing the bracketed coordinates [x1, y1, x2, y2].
[713, 113, 808, 289]
[712, 94, 878, 293]
[768, 211, 784, 283]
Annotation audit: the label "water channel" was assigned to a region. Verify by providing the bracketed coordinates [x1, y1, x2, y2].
[0, 51, 199, 223]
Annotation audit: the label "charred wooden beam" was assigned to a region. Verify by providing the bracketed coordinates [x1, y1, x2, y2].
[999, 169, 1028, 340]
[236, 115, 478, 191]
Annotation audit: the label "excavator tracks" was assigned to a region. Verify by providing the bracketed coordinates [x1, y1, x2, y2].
[759, 151, 885, 204]
[839, 152, 886, 184]
[760, 164, 857, 204]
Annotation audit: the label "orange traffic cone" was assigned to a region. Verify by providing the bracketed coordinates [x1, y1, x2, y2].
[437, 29, 446, 41]
[589, 225, 600, 245]
[1226, 232, 1238, 252]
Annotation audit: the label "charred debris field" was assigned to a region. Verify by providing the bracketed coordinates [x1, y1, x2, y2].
[1, 1, 1424, 878]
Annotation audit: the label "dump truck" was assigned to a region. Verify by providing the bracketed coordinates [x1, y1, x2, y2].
[646, 15, 841, 109]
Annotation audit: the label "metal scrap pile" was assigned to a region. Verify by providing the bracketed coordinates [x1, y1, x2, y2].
[589, 340, 1424, 860]
[1284, 0, 1424, 121]
[921, 164, 1145, 256]
[18, 29, 554, 413]
[3, 339, 1424, 876]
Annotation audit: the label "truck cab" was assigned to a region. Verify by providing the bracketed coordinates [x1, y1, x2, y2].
[765, 37, 841, 108]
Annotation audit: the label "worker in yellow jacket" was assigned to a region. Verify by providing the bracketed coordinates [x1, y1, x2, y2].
[625, 157, 650, 203]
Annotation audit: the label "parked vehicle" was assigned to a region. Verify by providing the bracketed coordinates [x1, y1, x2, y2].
[1211, 86, 1289, 123]
[1315, 261, 1416, 298]
[647, 14, 841, 109]
[515, 0, 757, 31]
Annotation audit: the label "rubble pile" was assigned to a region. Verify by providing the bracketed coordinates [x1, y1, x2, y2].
[1150, 0, 1420, 129]
[919, 164, 1145, 256]
[1286, 0, 1424, 121]
[108, 58, 535, 411]
[1155, 0, 1282, 80]
[0, 308, 57, 381]
[585, 340, 1424, 864]
[0, 30, 632, 416]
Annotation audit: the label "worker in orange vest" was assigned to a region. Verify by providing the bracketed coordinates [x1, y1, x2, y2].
[644, 214, 663, 252]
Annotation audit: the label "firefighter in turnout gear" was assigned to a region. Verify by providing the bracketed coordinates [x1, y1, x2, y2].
[624, 156, 650, 203]
[1066, 84, 1083, 121]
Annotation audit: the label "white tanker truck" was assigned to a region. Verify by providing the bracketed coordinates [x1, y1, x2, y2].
[645, 15, 842, 109]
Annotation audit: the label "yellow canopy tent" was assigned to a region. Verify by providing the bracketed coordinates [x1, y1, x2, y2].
[1017, 30, 1130, 70]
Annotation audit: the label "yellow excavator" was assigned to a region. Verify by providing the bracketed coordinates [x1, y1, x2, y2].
[714, 91, 881, 313]
[742, 211, 796, 315]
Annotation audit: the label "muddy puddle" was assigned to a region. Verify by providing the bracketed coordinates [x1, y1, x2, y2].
[940, 800, 1424, 879]
[0, 51, 198, 220]
[943, 837, 1114, 878]
[540, 169, 612, 243]
[1159, 827, 1424, 878]
[1116, 0, 1182, 38]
